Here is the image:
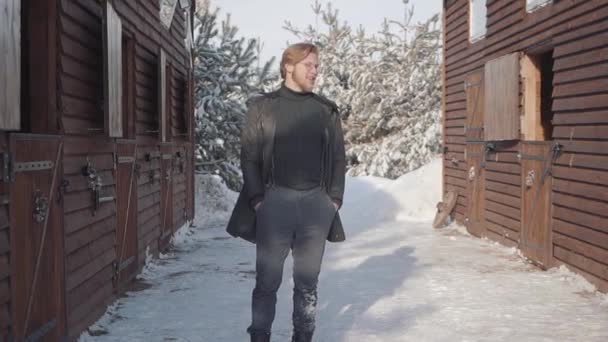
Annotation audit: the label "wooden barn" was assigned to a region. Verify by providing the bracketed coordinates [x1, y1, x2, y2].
[441, 0, 607, 292]
[1, 0, 196, 340]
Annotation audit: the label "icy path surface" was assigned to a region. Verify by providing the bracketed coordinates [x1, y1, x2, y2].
[81, 159, 608, 342]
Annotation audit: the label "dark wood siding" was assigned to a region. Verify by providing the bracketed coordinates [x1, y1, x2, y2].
[58, 2, 116, 333]
[0, 134, 11, 341]
[0, 0, 193, 339]
[443, 0, 608, 291]
[56, 0, 194, 338]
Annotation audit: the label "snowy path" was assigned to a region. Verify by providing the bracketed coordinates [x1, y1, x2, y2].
[81, 160, 608, 342]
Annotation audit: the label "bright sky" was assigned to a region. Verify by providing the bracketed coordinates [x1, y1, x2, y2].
[211, 0, 443, 66]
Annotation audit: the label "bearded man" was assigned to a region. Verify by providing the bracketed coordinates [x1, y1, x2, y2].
[227, 42, 346, 342]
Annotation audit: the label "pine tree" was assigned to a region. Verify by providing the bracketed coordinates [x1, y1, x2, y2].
[193, 3, 277, 190]
[284, 0, 442, 178]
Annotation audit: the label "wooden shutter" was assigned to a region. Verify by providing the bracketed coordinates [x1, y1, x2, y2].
[159, 49, 167, 142]
[1, 0, 20, 131]
[484, 53, 520, 141]
[103, 1, 123, 137]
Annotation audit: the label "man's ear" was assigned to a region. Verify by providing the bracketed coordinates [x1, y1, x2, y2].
[285, 63, 295, 75]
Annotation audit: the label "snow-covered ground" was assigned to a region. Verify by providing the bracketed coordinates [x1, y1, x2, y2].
[80, 159, 608, 342]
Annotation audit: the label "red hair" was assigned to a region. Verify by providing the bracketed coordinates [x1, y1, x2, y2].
[280, 43, 319, 79]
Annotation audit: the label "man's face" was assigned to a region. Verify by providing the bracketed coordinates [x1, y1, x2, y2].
[287, 52, 319, 92]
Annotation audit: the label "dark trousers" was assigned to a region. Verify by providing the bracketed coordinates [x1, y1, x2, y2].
[248, 185, 336, 335]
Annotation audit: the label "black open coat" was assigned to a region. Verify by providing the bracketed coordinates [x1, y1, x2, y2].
[226, 90, 346, 243]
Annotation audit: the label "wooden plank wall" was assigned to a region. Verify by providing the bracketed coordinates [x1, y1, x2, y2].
[443, 0, 608, 291]
[59, 0, 118, 336]
[0, 134, 11, 342]
[57, 0, 192, 338]
[549, 2, 608, 291]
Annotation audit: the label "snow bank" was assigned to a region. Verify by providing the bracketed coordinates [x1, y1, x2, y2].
[340, 157, 442, 233]
[193, 173, 238, 229]
[389, 157, 442, 221]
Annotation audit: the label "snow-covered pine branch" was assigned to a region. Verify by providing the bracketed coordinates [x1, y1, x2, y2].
[193, 2, 278, 190]
[285, 0, 442, 178]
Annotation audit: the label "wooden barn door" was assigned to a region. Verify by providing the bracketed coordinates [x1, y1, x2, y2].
[114, 142, 138, 291]
[172, 144, 187, 230]
[159, 144, 174, 250]
[466, 144, 486, 237]
[9, 134, 66, 342]
[185, 142, 195, 221]
[520, 141, 554, 268]
[464, 70, 486, 237]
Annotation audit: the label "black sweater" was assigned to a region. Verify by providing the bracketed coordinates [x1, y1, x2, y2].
[272, 85, 328, 190]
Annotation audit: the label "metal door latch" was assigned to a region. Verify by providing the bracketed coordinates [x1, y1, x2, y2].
[525, 170, 535, 187]
[33, 189, 49, 223]
[468, 166, 476, 181]
[82, 159, 104, 215]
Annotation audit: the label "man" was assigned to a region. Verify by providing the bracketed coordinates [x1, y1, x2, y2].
[226, 42, 346, 342]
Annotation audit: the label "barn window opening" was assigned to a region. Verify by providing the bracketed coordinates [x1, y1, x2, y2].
[527, 0, 553, 13]
[469, 0, 487, 43]
[520, 50, 554, 141]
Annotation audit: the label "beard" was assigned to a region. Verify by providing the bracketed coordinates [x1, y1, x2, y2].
[292, 69, 315, 92]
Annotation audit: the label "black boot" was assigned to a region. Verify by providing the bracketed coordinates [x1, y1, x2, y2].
[249, 331, 270, 342]
[291, 330, 313, 342]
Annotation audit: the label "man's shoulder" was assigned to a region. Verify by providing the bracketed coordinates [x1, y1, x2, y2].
[246, 90, 280, 107]
[312, 93, 338, 112]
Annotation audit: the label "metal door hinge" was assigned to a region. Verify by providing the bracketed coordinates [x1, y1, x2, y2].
[1, 152, 11, 182]
[118, 156, 135, 164]
[113, 255, 136, 280]
[1, 152, 53, 183]
[15, 161, 53, 172]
